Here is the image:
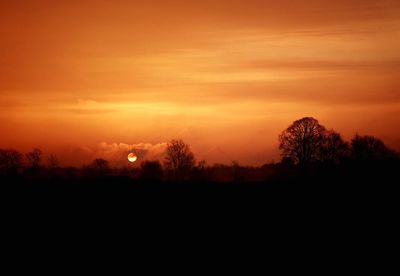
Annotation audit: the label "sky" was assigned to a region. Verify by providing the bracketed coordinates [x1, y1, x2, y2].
[1, 0, 400, 166]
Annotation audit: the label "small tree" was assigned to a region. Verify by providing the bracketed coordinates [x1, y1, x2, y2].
[47, 154, 60, 169]
[0, 149, 23, 174]
[279, 117, 326, 165]
[26, 148, 42, 168]
[89, 158, 111, 175]
[164, 139, 195, 180]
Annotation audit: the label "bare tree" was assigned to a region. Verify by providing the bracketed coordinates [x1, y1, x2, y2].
[164, 139, 195, 180]
[47, 154, 60, 169]
[351, 134, 397, 161]
[319, 130, 349, 164]
[0, 149, 23, 174]
[279, 117, 326, 165]
[88, 158, 111, 175]
[26, 148, 42, 168]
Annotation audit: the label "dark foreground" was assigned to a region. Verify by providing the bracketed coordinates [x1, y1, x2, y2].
[1, 170, 398, 264]
[1, 161, 398, 226]
[2, 174, 398, 215]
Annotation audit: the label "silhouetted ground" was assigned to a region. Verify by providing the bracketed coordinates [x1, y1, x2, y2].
[2, 165, 398, 265]
[2, 168, 397, 212]
[1, 161, 398, 227]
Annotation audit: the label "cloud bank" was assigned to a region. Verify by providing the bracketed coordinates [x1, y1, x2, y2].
[97, 142, 167, 166]
[66, 142, 168, 167]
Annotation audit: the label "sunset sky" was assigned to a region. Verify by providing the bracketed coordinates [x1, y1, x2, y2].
[1, 0, 400, 166]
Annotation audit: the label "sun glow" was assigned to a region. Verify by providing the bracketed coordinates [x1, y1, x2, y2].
[128, 153, 137, 163]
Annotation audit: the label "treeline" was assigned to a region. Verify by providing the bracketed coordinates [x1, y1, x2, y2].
[1, 117, 399, 184]
[279, 117, 398, 165]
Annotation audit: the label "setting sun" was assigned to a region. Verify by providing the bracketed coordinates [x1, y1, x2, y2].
[128, 153, 137, 163]
[1, 1, 400, 211]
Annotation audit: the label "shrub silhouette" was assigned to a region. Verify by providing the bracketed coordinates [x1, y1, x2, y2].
[191, 160, 208, 182]
[140, 160, 163, 181]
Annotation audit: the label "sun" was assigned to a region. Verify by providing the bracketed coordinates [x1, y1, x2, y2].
[127, 153, 137, 163]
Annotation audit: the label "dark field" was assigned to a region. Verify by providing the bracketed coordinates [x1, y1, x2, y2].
[2, 165, 397, 259]
[2, 165, 397, 213]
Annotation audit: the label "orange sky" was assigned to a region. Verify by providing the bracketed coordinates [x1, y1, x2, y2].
[1, 0, 400, 166]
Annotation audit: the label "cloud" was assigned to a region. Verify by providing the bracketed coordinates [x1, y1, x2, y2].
[56, 142, 168, 167]
[92, 142, 167, 167]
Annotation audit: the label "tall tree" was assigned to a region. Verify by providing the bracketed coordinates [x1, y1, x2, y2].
[279, 117, 326, 165]
[164, 139, 195, 180]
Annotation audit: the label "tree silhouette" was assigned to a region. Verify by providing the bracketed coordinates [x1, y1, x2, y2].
[351, 134, 397, 162]
[0, 149, 23, 174]
[319, 130, 349, 164]
[164, 139, 195, 180]
[279, 117, 326, 165]
[191, 160, 208, 182]
[25, 148, 42, 168]
[280, 156, 295, 167]
[140, 160, 163, 181]
[91, 158, 109, 169]
[88, 158, 111, 175]
[232, 161, 242, 182]
[47, 154, 60, 169]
